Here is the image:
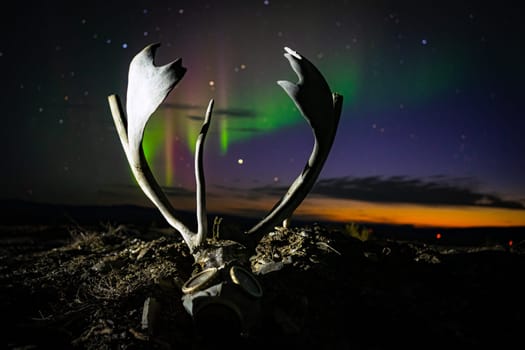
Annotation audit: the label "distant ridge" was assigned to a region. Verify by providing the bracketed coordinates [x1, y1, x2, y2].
[0, 199, 262, 233]
[1, 199, 524, 246]
[0, 199, 170, 226]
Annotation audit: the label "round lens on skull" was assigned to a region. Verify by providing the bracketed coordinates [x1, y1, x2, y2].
[182, 267, 218, 294]
[229, 266, 263, 298]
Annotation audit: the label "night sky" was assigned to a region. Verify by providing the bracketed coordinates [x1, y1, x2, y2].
[1, 0, 524, 228]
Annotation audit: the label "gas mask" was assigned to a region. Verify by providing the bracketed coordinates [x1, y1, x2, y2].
[181, 264, 263, 338]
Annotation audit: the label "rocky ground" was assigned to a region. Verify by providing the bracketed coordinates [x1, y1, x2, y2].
[1, 222, 524, 349]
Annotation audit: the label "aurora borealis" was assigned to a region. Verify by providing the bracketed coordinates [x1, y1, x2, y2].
[1, 0, 524, 228]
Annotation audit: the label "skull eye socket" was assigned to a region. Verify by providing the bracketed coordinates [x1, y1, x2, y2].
[229, 266, 263, 298]
[182, 267, 219, 294]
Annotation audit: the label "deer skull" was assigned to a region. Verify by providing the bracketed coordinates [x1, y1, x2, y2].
[107, 42, 343, 337]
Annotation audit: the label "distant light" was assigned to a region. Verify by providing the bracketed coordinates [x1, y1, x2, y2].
[59, 119, 64, 124]
[64, 95, 69, 101]
[273, 176, 279, 182]
[436, 233, 442, 239]
[143, 8, 148, 15]
[240, 64, 246, 70]
[421, 39, 428, 45]
[264, 0, 270, 5]
[144, 31, 149, 37]
[208, 80, 215, 87]
[178, 8, 184, 14]
[122, 43, 128, 49]
[237, 158, 244, 165]
[508, 240, 513, 247]
[106, 39, 112, 44]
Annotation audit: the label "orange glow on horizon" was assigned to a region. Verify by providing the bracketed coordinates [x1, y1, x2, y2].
[113, 191, 525, 229]
[295, 197, 525, 228]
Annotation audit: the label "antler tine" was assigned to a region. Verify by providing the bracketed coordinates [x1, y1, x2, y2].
[108, 43, 202, 252]
[245, 47, 343, 244]
[194, 99, 214, 246]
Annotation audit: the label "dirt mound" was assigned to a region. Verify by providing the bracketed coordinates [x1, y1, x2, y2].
[1, 223, 523, 349]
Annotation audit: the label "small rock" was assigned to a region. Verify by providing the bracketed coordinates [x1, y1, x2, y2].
[254, 261, 284, 275]
[141, 297, 161, 334]
[136, 247, 149, 260]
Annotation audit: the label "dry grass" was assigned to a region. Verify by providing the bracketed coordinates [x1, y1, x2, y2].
[1, 222, 524, 349]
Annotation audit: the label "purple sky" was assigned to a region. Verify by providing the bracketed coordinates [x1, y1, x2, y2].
[1, 0, 523, 227]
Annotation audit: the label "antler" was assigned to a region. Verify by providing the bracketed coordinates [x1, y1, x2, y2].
[107, 43, 213, 253]
[107, 44, 342, 335]
[108, 44, 341, 254]
[245, 47, 343, 243]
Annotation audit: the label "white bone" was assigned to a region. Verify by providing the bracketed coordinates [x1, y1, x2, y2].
[108, 43, 212, 253]
[195, 99, 214, 245]
[246, 47, 343, 241]
[108, 43, 342, 254]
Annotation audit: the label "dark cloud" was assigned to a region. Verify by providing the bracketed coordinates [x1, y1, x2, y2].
[310, 176, 525, 209]
[185, 108, 257, 120]
[61, 102, 256, 120]
[229, 176, 525, 209]
[160, 103, 204, 111]
[159, 103, 256, 120]
[162, 186, 198, 197]
[213, 108, 256, 118]
[183, 176, 525, 210]
[186, 120, 262, 132]
[186, 115, 205, 121]
[185, 116, 264, 134]
[211, 185, 268, 200]
[100, 184, 196, 199]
